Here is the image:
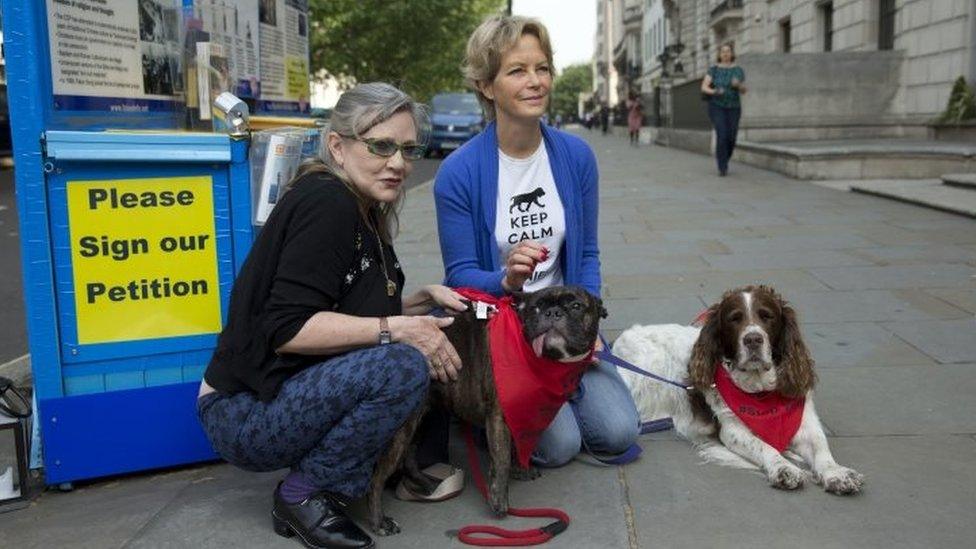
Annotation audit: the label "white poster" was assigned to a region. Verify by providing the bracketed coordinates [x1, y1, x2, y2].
[193, 0, 260, 99]
[46, 0, 183, 111]
[258, 0, 310, 113]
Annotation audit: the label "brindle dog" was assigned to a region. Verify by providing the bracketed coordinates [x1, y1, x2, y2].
[366, 285, 607, 536]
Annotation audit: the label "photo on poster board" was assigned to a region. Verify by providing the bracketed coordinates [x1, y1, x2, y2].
[192, 0, 261, 100]
[46, 0, 185, 113]
[257, 0, 309, 114]
[196, 42, 232, 121]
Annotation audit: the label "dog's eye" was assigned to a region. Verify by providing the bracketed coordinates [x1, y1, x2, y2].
[728, 311, 744, 323]
[571, 303, 582, 311]
[757, 309, 773, 321]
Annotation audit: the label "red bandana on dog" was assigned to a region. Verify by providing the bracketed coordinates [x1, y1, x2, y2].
[713, 364, 805, 452]
[454, 288, 593, 467]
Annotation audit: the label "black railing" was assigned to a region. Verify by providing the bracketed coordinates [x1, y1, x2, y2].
[710, 0, 744, 20]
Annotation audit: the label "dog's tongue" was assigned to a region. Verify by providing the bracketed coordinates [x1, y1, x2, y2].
[532, 334, 546, 357]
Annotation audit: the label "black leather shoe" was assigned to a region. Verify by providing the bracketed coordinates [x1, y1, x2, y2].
[272, 483, 374, 549]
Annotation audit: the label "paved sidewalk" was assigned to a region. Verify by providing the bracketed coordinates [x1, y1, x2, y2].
[2, 130, 974, 548]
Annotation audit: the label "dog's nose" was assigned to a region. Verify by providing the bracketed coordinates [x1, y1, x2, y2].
[545, 309, 562, 319]
[743, 333, 763, 350]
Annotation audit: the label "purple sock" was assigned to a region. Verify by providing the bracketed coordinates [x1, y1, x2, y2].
[279, 470, 318, 504]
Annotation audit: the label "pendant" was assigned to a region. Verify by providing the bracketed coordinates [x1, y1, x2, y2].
[387, 280, 397, 297]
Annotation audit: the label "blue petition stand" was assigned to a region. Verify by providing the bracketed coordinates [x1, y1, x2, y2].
[3, 2, 257, 484]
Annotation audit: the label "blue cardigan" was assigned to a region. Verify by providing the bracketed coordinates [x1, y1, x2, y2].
[433, 121, 601, 297]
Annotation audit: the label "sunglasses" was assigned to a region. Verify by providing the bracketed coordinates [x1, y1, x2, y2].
[348, 136, 426, 160]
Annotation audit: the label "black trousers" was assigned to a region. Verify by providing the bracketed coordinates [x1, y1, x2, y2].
[708, 103, 742, 174]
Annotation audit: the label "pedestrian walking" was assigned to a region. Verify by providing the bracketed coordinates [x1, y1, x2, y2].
[433, 14, 640, 468]
[599, 103, 610, 134]
[196, 83, 468, 549]
[701, 43, 747, 176]
[626, 94, 643, 146]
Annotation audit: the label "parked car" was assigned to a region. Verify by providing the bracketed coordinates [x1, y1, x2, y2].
[428, 92, 483, 157]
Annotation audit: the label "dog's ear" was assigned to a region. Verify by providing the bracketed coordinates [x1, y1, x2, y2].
[775, 299, 816, 398]
[509, 290, 526, 308]
[688, 303, 721, 391]
[596, 297, 608, 319]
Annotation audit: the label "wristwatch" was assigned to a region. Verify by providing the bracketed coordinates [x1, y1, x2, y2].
[378, 317, 391, 345]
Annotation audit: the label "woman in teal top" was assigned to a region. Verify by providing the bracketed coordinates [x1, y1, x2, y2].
[701, 43, 747, 176]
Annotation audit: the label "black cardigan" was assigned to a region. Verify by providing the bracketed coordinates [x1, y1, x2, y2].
[204, 172, 404, 401]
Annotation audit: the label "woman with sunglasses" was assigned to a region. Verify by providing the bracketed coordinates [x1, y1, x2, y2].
[433, 15, 640, 468]
[197, 82, 466, 549]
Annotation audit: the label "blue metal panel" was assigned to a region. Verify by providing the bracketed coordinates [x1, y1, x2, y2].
[227, 138, 256, 273]
[3, 0, 65, 400]
[145, 367, 184, 387]
[105, 372, 146, 392]
[63, 375, 105, 397]
[40, 383, 218, 484]
[45, 132, 232, 163]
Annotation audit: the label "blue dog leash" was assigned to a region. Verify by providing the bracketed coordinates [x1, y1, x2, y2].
[594, 349, 694, 392]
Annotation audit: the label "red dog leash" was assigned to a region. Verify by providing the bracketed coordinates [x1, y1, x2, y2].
[455, 425, 570, 546]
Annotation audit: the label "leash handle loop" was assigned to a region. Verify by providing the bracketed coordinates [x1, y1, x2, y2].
[455, 425, 571, 546]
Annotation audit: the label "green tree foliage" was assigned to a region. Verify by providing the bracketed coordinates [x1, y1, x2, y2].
[938, 76, 976, 124]
[550, 63, 593, 120]
[308, 0, 505, 101]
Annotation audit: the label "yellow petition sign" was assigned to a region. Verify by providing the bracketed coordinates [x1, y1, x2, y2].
[67, 176, 222, 344]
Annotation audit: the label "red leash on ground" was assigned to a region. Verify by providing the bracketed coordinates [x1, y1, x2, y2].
[456, 426, 570, 546]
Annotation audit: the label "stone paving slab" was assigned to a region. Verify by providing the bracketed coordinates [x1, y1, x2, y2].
[801, 322, 939, 368]
[808, 264, 976, 290]
[845, 244, 976, 266]
[942, 172, 976, 189]
[627, 435, 976, 549]
[702, 250, 874, 270]
[782, 289, 970, 323]
[851, 179, 976, 219]
[880, 319, 976, 364]
[603, 269, 830, 299]
[599, 238, 732, 257]
[0, 467, 205, 549]
[601, 253, 713, 276]
[924, 288, 976, 313]
[816, 364, 976, 435]
[602, 296, 708, 333]
[119, 460, 632, 549]
[722, 233, 880, 253]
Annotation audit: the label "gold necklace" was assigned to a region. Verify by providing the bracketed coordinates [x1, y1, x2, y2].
[369, 220, 397, 297]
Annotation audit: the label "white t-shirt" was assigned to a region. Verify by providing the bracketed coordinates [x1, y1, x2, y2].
[495, 143, 566, 291]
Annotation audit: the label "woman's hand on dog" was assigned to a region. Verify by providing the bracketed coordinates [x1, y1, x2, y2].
[423, 285, 468, 314]
[389, 315, 462, 383]
[502, 240, 548, 292]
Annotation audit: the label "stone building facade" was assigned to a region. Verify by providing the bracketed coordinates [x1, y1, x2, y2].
[596, 0, 976, 138]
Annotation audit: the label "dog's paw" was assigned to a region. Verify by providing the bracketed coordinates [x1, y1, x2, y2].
[373, 516, 401, 536]
[488, 496, 509, 518]
[768, 463, 805, 491]
[510, 466, 541, 481]
[819, 466, 864, 496]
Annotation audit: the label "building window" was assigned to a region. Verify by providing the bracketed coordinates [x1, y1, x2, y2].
[879, 0, 896, 50]
[820, 2, 834, 52]
[780, 18, 791, 53]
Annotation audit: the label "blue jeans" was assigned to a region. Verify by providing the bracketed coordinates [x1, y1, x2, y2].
[708, 103, 741, 174]
[197, 343, 429, 497]
[531, 358, 640, 467]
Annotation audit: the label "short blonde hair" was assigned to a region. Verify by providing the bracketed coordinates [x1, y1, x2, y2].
[462, 15, 555, 121]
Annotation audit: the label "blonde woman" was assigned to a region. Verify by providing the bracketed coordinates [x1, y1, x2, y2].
[433, 15, 640, 467]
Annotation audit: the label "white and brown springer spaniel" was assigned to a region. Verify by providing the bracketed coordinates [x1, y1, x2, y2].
[613, 285, 864, 495]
